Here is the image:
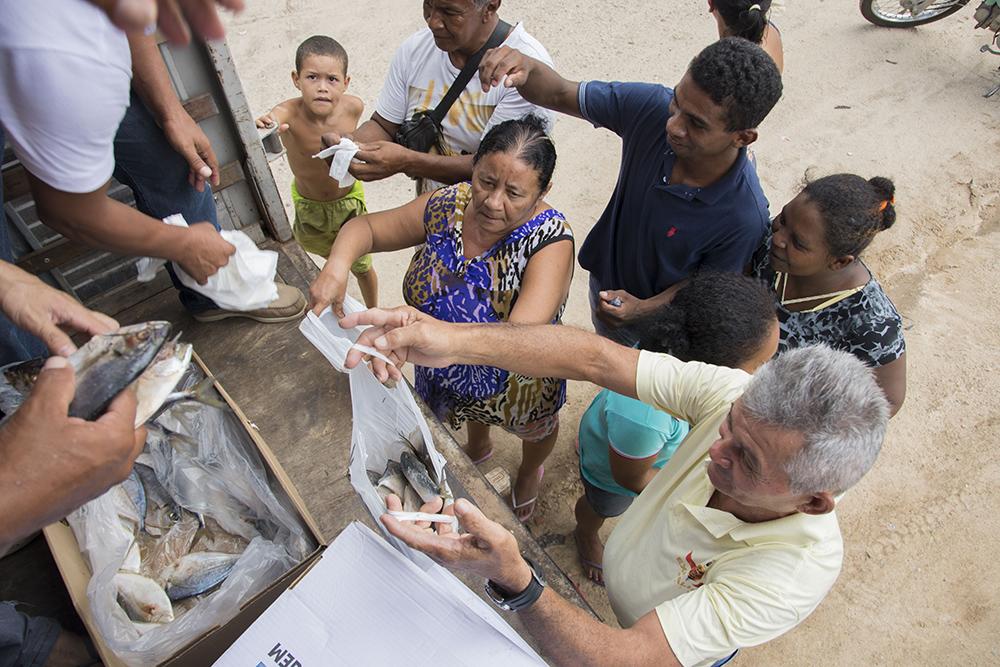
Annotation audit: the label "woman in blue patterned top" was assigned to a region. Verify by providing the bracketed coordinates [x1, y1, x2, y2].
[750, 173, 907, 415]
[310, 115, 574, 520]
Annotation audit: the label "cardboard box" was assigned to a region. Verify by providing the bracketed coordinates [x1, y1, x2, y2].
[43, 352, 325, 667]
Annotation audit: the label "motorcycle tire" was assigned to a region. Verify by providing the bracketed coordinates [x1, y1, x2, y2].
[860, 0, 970, 27]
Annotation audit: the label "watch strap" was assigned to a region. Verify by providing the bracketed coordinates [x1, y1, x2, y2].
[485, 555, 545, 612]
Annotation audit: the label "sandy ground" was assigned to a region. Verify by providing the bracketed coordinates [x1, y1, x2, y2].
[226, 2, 1000, 664]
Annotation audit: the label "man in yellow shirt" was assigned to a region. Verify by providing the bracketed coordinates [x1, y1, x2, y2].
[341, 306, 889, 667]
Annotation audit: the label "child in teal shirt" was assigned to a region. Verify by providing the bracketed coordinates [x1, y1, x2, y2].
[575, 272, 780, 585]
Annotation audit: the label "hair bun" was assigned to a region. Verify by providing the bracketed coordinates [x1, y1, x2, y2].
[869, 176, 896, 230]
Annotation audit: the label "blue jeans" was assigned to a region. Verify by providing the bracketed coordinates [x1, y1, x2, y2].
[0, 124, 48, 365]
[113, 89, 220, 314]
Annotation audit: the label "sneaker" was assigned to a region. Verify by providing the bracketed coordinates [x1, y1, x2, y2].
[191, 283, 306, 323]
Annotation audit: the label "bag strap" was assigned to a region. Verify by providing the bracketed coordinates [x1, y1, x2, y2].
[427, 20, 512, 124]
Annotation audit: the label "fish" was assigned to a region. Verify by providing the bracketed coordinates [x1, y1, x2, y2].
[141, 512, 199, 585]
[163, 552, 239, 601]
[402, 484, 422, 512]
[0, 322, 170, 423]
[115, 572, 174, 623]
[145, 374, 228, 425]
[122, 539, 142, 573]
[121, 470, 146, 531]
[376, 460, 406, 498]
[400, 451, 439, 504]
[111, 486, 143, 529]
[134, 463, 181, 521]
[67, 322, 171, 421]
[134, 339, 193, 426]
[190, 517, 249, 555]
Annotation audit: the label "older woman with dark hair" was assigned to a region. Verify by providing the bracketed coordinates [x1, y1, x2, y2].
[309, 115, 573, 521]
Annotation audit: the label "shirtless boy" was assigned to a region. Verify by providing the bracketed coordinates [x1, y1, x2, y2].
[257, 35, 378, 308]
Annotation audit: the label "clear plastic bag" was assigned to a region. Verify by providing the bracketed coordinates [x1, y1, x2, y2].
[66, 365, 316, 666]
[299, 297, 452, 572]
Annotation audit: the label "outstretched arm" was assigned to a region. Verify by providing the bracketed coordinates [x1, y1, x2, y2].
[478, 46, 582, 119]
[340, 307, 640, 398]
[382, 498, 680, 667]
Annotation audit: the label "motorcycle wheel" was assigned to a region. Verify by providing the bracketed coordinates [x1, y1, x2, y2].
[860, 0, 970, 27]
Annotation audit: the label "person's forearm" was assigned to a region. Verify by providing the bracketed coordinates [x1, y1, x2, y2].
[450, 324, 639, 396]
[32, 181, 190, 262]
[517, 59, 582, 118]
[127, 33, 187, 125]
[353, 117, 394, 143]
[325, 217, 375, 273]
[404, 152, 474, 184]
[518, 590, 678, 667]
[640, 281, 686, 317]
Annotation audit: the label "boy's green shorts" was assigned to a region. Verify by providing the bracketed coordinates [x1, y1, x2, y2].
[291, 180, 373, 275]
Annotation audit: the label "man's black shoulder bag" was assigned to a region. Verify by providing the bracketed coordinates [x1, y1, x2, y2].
[394, 20, 512, 154]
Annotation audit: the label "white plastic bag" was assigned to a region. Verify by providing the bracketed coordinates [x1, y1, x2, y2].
[66, 364, 316, 666]
[135, 215, 278, 311]
[299, 296, 452, 572]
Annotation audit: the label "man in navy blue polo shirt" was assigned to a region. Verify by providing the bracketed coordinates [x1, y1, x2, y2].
[478, 38, 782, 345]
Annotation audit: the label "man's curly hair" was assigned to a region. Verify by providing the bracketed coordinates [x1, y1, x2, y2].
[688, 37, 782, 131]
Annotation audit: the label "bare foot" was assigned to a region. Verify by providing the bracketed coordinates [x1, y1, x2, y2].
[511, 465, 544, 521]
[573, 527, 605, 585]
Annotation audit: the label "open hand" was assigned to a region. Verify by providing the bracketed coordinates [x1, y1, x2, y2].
[0, 264, 118, 357]
[382, 496, 532, 592]
[478, 46, 534, 92]
[340, 306, 456, 382]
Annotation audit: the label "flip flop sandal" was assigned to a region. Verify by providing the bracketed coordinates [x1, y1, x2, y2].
[471, 449, 494, 465]
[510, 465, 545, 522]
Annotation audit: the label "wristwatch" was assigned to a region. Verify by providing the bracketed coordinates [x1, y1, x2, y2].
[484, 555, 546, 612]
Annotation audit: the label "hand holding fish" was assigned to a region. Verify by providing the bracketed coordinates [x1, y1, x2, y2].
[341, 306, 459, 383]
[0, 356, 145, 554]
[382, 497, 533, 594]
[0, 261, 119, 357]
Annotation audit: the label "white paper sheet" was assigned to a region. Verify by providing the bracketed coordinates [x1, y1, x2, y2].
[213, 522, 543, 666]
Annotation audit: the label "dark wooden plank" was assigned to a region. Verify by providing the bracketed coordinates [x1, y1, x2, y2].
[14, 237, 91, 274]
[181, 92, 219, 123]
[216, 160, 245, 190]
[2, 164, 31, 202]
[84, 270, 174, 315]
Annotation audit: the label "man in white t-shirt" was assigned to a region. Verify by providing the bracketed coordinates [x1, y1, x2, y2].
[339, 306, 889, 667]
[0, 1, 305, 365]
[325, 0, 553, 193]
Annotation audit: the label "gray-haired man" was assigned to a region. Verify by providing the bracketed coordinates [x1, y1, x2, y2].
[340, 306, 889, 667]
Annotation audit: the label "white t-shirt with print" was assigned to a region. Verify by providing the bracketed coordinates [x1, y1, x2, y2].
[0, 0, 131, 194]
[375, 23, 554, 190]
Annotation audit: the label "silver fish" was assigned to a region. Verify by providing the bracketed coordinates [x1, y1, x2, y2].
[134, 339, 193, 426]
[115, 572, 174, 623]
[164, 552, 239, 601]
[68, 322, 171, 420]
[376, 460, 406, 498]
[121, 470, 146, 531]
[402, 484, 422, 512]
[400, 451, 439, 503]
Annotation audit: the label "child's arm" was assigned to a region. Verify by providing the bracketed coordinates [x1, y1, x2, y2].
[255, 101, 294, 130]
